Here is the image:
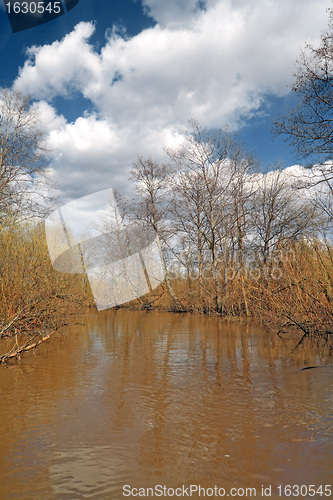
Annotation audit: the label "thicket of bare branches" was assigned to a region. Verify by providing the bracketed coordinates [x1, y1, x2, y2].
[0, 88, 53, 224]
[0, 222, 92, 363]
[274, 9, 333, 164]
[2, 69, 333, 365]
[126, 122, 332, 340]
[0, 88, 90, 363]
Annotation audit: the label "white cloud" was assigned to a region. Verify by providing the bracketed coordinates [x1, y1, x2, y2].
[16, 22, 99, 99]
[36, 110, 184, 202]
[13, 0, 331, 201]
[141, 0, 214, 28]
[32, 101, 67, 132]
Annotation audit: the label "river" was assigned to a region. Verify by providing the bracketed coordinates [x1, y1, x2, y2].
[0, 310, 332, 499]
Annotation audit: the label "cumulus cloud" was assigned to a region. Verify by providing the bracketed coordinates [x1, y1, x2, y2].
[141, 0, 213, 28]
[32, 101, 67, 131]
[13, 0, 331, 201]
[16, 22, 99, 100]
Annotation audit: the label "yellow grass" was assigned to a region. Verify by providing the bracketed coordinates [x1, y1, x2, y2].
[0, 222, 93, 362]
[127, 242, 333, 340]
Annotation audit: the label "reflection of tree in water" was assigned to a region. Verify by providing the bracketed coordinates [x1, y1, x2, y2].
[85, 310, 333, 489]
[1, 311, 332, 497]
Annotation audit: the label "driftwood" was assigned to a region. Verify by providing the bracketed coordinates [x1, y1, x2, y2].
[0, 330, 56, 364]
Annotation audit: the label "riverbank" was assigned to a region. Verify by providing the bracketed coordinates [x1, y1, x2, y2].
[127, 241, 333, 344]
[1, 223, 332, 364]
[0, 223, 93, 363]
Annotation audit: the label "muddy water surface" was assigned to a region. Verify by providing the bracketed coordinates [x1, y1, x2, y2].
[0, 310, 332, 499]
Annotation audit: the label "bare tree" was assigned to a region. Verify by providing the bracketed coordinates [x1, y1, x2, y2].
[0, 88, 51, 223]
[129, 156, 181, 306]
[274, 9, 333, 164]
[249, 168, 316, 265]
[166, 121, 255, 313]
[129, 157, 173, 237]
[171, 170, 206, 279]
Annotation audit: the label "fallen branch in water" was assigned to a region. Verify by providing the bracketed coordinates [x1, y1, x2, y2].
[0, 329, 57, 364]
[281, 315, 310, 352]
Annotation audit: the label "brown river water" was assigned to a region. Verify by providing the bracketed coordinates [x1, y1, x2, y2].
[0, 310, 332, 499]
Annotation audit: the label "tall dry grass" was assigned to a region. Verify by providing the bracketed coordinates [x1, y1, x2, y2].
[249, 242, 333, 338]
[0, 222, 93, 362]
[2, 217, 332, 365]
[128, 241, 333, 341]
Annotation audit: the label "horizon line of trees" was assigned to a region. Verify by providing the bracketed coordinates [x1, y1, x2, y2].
[2, 6, 333, 362]
[119, 121, 332, 334]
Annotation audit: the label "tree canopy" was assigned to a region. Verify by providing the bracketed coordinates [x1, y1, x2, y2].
[0, 88, 51, 222]
[275, 9, 333, 164]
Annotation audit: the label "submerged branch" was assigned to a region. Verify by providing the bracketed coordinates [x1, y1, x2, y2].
[0, 329, 57, 364]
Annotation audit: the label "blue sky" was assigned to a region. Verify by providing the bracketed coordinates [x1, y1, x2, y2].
[0, 0, 331, 201]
